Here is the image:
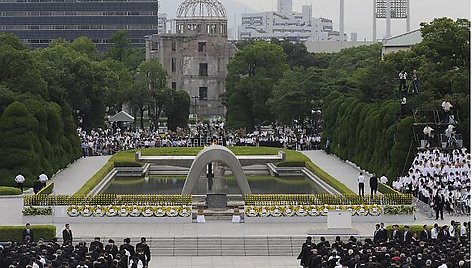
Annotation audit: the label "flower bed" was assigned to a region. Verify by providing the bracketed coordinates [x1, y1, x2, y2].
[244, 204, 384, 217]
[22, 206, 53, 216]
[244, 194, 413, 206]
[66, 205, 192, 217]
[24, 194, 192, 206]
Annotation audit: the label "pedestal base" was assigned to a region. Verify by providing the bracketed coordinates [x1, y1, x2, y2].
[206, 194, 228, 209]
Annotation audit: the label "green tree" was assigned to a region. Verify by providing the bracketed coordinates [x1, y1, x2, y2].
[166, 90, 190, 131]
[225, 41, 288, 130]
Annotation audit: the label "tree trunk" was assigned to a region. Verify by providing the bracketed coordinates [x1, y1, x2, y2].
[140, 108, 145, 130]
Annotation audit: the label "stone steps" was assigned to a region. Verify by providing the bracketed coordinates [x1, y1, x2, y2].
[72, 236, 307, 256]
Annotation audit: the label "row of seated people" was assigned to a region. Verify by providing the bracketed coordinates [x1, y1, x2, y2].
[0, 236, 150, 268]
[392, 148, 470, 215]
[298, 221, 470, 268]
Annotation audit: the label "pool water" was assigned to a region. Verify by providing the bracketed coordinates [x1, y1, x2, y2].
[101, 175, 327, 195]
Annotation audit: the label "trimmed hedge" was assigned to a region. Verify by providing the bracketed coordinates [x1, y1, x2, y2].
[276, 161, 305, 167]
[0, 186, 22, 195]
[0, 225, 56, 242]
[378, 183, 400, 194]
[74, 162, 114, 195]
[113, 161, 143, 167]
[37, 182, 54, 195]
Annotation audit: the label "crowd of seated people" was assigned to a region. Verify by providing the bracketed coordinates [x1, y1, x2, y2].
[0, 236, 151, 268]
[298, 221, 470, 268]
[392, 148, 470, 215]
[78, 122, 322, 156]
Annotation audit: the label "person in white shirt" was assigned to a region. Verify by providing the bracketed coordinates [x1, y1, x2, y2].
[379, 174, 388, 184]
[15, 174, 25, 192]
[460, 222, 468, 237]
[357, 172, 365, 197]
[431, 223, 439, 240]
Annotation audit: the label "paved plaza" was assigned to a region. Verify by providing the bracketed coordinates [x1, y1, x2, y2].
[302, 150, 375, 194]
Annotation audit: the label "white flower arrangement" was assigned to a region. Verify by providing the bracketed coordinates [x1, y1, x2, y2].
[283, 205, 296, 217]
[93, 205, 105, 217]
[179, 206, 191, 217]
[106, 205, 117, 217]
[166, 207, 178, 217]
[81, 205, 93, 217]
[154, 206, 165, 217]
[142, 206, 154, 217]
[67, 205, 79, 217]
[295, 205, 307, 216]
[129, 206, 141, 217]
[270, 206, 282, 217]
[245, 206, 257, 217]
[118, 206, 129, 217]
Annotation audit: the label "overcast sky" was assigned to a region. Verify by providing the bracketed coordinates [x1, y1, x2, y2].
[234, 0, 470, 40]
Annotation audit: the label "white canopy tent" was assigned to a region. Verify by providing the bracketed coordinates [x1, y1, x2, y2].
[109, 111, 135, 123]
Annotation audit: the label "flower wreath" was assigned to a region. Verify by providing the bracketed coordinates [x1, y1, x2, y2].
[369, 205, 381, 216]
[106, 205, 117, 217]
[81, 205, 93, 217]
[93, 205, 106, 217]
[130, 206, 141, 217]
[357, 206, 368, 216]
[270, 206, 282, 217]
[283, 205, 295, 217]
[245, 206, 257, 217]
[295, 205, 307, 217]
[307, 205, 320, 216]
[166, 206, 178, 217]
[142, 206, 154, 217]
[154, 206, 165, 217]
[118, 206, 129, 217]
[260, 206, 270, 217]
[179, 206, 191, 217]
[67, 205, 79, 217]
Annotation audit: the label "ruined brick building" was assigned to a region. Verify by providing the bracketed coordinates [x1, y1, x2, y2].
[145, 0, 236, 117]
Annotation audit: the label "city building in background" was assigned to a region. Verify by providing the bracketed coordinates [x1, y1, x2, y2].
[381, 29, 421, 59]
[238, 0, 346, 42]
[145, 0, 235, 117]
[0, 0, 159, 49]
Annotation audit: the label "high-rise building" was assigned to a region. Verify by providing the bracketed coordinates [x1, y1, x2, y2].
[145, 0, 235, 117]
[239, 0, 346, 42]
[0, 0, 159, 49]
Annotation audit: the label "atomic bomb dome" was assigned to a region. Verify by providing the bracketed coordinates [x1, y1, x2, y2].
[177, 0, 227, 18]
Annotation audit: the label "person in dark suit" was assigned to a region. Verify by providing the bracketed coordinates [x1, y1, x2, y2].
[369, 174, 378, 196]
[379, 223, 388, 242]
[62, 224, 73, 245]
[120, 238, 135, 265]
[373, 224, 382, 243]
[403, 225, 413, 243]
[419, 224, 430, 241]
[297, 236, 314, 268]
[33, 179, 43, 194]
[434, 193, 444, 220]
[22, 223, 34, 242]
[90, 237, 104, 253]
[136, 237, 151, 267]
[105, 239, 119, 256]
[391, 225, 402, 241]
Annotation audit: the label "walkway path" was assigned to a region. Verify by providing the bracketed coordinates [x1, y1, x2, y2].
[51, 156, 111, 194]
[302, 150, 374, 195]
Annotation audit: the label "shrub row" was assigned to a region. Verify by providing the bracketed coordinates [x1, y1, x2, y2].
[0, 186, 22, 195]
[0, 225, 56, 242]
[322, 92, 415, 181]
